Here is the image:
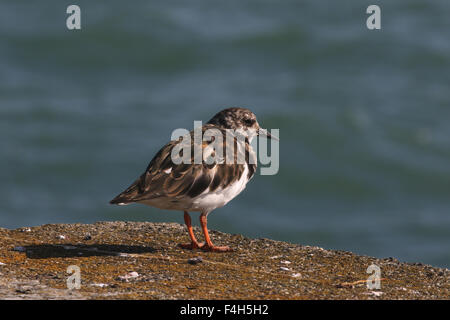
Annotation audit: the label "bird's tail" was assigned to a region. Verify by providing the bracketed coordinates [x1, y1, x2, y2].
[109, 177, 142, 205]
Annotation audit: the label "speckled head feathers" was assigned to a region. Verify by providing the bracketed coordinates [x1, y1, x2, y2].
[207, 107, 259, 131]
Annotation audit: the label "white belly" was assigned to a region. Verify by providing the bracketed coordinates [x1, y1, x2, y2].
[189, 165, 250, 212]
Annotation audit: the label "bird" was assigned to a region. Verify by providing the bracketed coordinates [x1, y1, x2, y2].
[110, 107, 277, 252]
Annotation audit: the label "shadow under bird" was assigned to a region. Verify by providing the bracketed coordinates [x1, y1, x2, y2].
[110, 107, 277, 252]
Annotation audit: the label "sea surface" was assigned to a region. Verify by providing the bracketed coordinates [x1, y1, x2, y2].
[1, 1, 449, 268]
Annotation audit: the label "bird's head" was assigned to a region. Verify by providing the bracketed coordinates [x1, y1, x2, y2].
[207, 107, 278, 141]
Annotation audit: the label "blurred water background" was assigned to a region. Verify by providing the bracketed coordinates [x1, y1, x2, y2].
[1, 0, 449, 268]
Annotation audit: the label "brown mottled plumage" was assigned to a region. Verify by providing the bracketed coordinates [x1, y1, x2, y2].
[110, 124, 256, 206]
[110, 107, 276, 252]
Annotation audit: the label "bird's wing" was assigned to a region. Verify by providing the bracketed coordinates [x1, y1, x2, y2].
[110, 125, 257, 204]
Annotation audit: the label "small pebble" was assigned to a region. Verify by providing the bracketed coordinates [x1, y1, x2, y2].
[83, 234, 92, 241]
[16, 288, 32, 294]
[280, 267, 290, 271]
[280, 260, 291, 264]
[118, 271, 139, 282]
[188, 257, 203, 265]
[57, 235, 66, 240]
[292, 273, 301, 278]
[0, 262, 5, 266]
[368, 291, 383, 297]
[91, 283, 108, 288]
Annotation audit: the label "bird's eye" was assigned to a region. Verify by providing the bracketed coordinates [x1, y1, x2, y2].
[244, 118, 255, 125]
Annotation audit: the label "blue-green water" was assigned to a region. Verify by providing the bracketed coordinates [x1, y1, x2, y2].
[1, 1, 449, 268]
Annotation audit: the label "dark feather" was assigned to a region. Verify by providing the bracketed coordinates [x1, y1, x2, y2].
[187, 166, 213, 198]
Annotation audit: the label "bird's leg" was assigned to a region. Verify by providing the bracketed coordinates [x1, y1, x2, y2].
[178, 211, 204, 250]
[199, 212, 233, 252]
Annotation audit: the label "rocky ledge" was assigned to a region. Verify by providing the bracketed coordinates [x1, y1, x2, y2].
[0, 221, 448, 299]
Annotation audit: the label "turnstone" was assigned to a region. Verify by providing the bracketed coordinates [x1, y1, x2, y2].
[110, 107, 277, 252]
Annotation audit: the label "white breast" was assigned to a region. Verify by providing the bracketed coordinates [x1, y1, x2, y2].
[189, 165, 251, 213]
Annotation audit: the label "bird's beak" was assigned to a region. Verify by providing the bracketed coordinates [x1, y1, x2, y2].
[258, 128, 279, 141]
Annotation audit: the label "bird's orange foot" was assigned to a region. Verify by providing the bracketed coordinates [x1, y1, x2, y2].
[201, 245, 233, 252]
[178, 242, 205, 250]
